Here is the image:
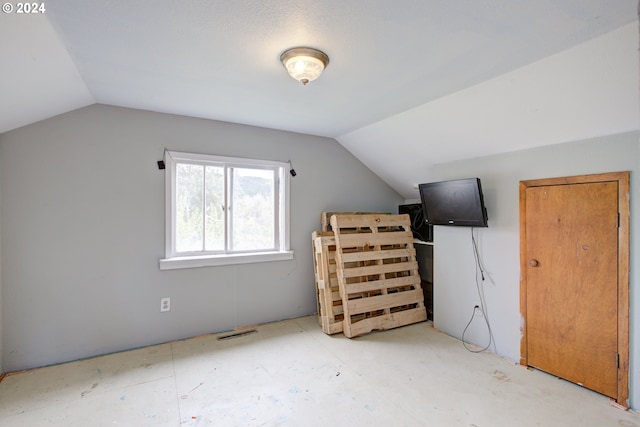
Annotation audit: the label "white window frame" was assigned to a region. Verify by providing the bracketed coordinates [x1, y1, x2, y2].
[159, 151, 293, 270]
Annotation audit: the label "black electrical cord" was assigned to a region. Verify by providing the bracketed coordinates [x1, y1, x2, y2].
[411, 207, 429, 242]
[461, 227, 495, 353]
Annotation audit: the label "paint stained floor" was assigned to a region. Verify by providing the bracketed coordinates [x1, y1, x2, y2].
[0, 316, 638, 426]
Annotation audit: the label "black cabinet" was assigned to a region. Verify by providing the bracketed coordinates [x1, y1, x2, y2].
[415, 242, 433, 320]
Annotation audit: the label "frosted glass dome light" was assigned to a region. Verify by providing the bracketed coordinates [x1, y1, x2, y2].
[280, 47, 330, 85]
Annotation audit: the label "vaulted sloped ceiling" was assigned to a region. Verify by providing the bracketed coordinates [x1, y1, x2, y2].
[340, 23, 639, 196]
[0, 14, 94, 133]
[0, 1, 638, 197]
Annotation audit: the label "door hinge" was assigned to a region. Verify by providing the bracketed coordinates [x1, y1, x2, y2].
[617, 212, 620, 228]
[617, 353, 620, 369]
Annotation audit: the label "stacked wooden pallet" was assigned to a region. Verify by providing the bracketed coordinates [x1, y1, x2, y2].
[312, 213, 427, 338]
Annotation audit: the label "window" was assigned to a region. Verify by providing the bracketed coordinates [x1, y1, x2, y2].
[159, 151, 293, 270]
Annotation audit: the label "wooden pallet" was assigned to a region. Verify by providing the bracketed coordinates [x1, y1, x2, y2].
[312, 229, 376, 335]
[311, 231, 325, 327]
[312, 231, 344, 334]
[320, 211, 389, 232]
[330, 214, 427, 338]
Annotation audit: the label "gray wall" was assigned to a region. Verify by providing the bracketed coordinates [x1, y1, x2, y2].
[427, 131, 639, 410]
[0, 104, 403, 372]
[0, 150, 2, 376]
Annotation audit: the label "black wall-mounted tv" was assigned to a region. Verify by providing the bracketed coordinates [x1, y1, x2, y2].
[418, 178, 488, 227]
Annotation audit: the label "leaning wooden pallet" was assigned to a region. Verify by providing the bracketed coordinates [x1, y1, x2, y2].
[312, 231, 344, 334]
[320, 211, 389, 232]
[311, 231, 327, 327]
[330, 213, 427, 338]
[312, 230, 373, 335]
[313, 211, 391, 334]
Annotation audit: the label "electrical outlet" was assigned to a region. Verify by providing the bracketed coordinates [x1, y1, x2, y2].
[160, 297, 171, 312]
[473, 302, 482, 316]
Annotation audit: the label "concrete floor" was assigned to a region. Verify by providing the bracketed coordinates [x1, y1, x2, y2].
[0, 316, 638, 426]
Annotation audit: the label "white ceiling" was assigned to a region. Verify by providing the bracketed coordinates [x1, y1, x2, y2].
[340, 22, 640, 196]
[1, 1, 638, 197]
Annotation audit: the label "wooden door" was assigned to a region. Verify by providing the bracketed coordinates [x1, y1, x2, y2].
[520, 172, 629, 408]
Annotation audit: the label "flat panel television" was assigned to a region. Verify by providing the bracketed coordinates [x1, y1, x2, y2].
[418, 178, 488, 227]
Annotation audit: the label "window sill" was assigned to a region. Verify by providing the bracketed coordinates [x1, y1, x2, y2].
[159, 250, 294, 270]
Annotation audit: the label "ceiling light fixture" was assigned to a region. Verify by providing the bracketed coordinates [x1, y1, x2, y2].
[280, 47, 329, 85]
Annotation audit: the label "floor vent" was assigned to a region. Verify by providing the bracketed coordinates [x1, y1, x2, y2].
[217, 329, 257, 341]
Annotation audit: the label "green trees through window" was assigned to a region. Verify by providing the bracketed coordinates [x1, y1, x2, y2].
[175, 163, 224, 252]
[169, 152, 283, 257]
[231, 168, 275, 251]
